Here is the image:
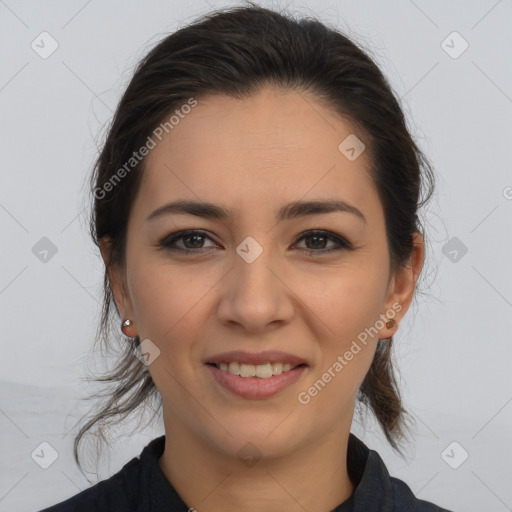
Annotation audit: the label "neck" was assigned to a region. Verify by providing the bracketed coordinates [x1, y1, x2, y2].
[158, 406, 355, 512]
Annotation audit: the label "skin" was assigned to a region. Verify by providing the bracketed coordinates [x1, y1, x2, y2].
[100, 85, 424, 512]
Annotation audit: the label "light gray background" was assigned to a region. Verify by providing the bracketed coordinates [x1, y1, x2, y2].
[1, 1, 511, 511]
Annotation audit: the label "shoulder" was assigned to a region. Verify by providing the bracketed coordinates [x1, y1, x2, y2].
[38, 435, 188, 512]
[38, 456, 141, 512]
[346, 433, 453, 512]
[390, 476, 453, 512]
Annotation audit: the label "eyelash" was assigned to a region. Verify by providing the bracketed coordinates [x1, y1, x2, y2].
[158, 229, 353, 256]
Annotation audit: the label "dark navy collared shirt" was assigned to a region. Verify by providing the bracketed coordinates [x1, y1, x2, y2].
[39, 433, 453, 511]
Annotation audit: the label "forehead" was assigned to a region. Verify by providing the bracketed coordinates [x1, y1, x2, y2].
[135, 86, 378, 221]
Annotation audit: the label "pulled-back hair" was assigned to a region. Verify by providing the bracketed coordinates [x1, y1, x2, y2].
[75, 1, 435, 473]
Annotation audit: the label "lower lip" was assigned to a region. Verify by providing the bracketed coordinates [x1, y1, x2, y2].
[206, 364, 307, 399]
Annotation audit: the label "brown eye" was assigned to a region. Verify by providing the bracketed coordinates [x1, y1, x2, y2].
[160, 230, 218, 253]
[181, 233, 207, 249]
[158, 229, 352, 256]
[294, 230, 352, 255]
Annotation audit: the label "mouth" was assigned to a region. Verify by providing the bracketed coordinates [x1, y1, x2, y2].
[204, 351, 308, 399]
[206, 361, 307, 379]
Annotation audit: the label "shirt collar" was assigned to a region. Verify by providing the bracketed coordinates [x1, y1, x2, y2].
[334, 433, 394, 511]
[138, 433, 394, 511]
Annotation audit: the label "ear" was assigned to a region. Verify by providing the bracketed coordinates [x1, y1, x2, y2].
[378, 231, 424, 338]
[99, 237, 138, 338]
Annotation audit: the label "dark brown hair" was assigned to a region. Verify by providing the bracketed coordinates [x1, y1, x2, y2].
[75, 2, 435, 473]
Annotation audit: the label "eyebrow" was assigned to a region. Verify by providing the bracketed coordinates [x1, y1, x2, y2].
[146, 199, 366, 224]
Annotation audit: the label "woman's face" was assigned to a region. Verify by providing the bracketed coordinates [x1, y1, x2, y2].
[104, 85, 421, 460]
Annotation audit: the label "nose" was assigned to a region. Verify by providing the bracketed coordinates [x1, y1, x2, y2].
[216, 243, 295, 334]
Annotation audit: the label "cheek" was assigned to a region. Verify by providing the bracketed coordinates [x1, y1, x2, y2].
[293, 279, 383, 426]
[126, 261, 219, 411]
[291, 265, 387, 397]
[127, 260, 221, 351]
[293, 264, 388, 342]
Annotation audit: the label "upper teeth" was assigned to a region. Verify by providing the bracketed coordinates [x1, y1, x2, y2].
[217, 362, 297, 378]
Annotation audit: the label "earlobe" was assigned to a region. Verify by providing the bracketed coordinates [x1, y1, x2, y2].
[121, 318, 138, 338]
[99, 237, 135, 325]
[379, 232, 424, 338]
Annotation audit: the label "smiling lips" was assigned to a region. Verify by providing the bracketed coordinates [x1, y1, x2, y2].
[215, 361, 298, 379]
[206, 350, 307, 377]
[206, 350, 308, 398]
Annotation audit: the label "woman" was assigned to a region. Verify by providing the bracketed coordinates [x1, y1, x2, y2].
[41, 3, 452, 511]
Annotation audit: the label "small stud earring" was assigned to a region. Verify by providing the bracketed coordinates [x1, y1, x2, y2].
[385, 318, 397, 330]
[121, 319, 133, 336]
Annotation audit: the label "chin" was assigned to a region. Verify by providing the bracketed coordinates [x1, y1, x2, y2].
[206, 411, 305, 459]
